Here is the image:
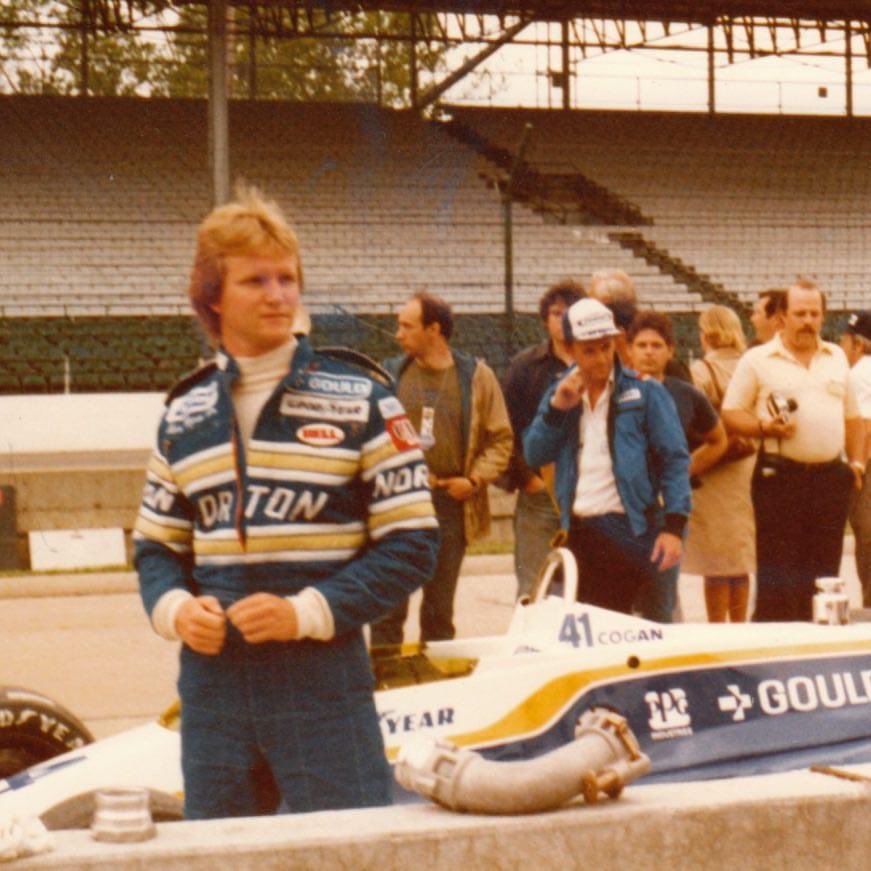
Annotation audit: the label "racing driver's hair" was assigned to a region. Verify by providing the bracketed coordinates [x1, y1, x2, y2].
[188, 184, 303, 342]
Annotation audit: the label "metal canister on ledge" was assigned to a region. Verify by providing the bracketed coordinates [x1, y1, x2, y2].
[90, 787, 156, 843]
[813, 577, 850, 625]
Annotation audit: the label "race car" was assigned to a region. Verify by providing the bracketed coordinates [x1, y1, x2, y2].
[2, 549, 870, 827]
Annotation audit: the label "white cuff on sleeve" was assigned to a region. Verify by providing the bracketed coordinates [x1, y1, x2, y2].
[288, 587, 335, 641]
[151, 589, 194, 641]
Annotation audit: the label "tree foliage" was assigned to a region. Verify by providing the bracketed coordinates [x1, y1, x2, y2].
[0, 2, 449, 104]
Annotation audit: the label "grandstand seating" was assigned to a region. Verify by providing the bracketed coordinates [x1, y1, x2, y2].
[2, 96, 868, 393]
[447, 106, 871, 308]
[0, 317, 207, 394]
[0, 96, 694, 321]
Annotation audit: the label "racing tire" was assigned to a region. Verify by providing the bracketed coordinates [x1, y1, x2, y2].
[0, 686, 95, 779]
[40, 789, 184, 830]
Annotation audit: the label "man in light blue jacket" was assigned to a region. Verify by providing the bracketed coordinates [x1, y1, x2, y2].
[523, 298, 690, 614]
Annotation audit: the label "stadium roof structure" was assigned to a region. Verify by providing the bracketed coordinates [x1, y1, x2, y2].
[270, 2, 871, 19]
[68, 1, 871, 25]
[5, 0, 870, 203]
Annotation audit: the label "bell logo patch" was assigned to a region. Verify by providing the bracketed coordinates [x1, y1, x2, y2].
[296, 423, 345, 447]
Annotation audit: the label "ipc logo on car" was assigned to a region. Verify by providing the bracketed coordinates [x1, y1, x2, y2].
[645, 688, 693, 740]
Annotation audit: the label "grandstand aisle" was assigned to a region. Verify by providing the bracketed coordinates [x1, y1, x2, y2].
[449, 106, 871, 310]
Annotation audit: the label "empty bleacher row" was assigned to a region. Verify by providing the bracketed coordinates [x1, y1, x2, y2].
[0, 316, 206, 394]
[4, 97, 867, 395]
[448, 107, 871, 308]
[0, 311, 557, 394]
[0, 95, 696, 322]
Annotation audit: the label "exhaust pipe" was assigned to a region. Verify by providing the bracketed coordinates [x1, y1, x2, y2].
[395, 708, 650, 815]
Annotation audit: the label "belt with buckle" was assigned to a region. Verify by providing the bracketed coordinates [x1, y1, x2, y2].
[759, 453, 841, 472]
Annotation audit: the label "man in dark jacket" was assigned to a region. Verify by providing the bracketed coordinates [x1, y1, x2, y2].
[501, 278, 583, 598]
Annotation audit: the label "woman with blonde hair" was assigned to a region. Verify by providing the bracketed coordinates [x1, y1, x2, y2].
[682, 305, 756, 622]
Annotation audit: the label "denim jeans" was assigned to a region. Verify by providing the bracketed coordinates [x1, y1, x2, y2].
[513, 488, 562, 599]
[370, 490, 466, 644]
[634, 526, 687, 623]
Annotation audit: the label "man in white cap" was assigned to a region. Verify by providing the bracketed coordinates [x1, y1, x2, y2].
[524, 298, 691, 614]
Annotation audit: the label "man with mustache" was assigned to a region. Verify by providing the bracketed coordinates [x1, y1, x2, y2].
[721, 279, 863, 621]
[370, 292, 512, 644]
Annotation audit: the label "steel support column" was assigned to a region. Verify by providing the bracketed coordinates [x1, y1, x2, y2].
[409, 13, 418, 108]
[208, 0, 231, 207]
[845, 19, 853, 118]
[562, 18, 570, 110]
[79, 0, 89, 97]
[708, 21, 716, 114]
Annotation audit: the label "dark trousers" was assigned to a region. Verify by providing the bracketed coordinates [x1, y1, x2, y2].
[751, 454, 853, 622]
[849, 468, 871, 608]
[370, 490, 466, 644]
[568, 513, 664, 614]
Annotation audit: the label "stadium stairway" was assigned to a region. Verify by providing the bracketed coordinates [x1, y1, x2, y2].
[608, 229, 747, 311]
[439, 116, 650, 227]
[440, 113, 747, 315]
[445, 106, 871, 311]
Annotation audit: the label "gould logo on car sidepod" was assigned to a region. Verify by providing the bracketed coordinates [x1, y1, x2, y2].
[718, 668, 871, 721]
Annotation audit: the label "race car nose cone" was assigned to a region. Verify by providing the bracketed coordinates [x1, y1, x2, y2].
[91, 787, 156, 843]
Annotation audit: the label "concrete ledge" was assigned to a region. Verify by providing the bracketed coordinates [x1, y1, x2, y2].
[16, 765, 871, 870]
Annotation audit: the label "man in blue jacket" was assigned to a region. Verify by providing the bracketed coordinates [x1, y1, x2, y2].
[523, 298, 690, 613]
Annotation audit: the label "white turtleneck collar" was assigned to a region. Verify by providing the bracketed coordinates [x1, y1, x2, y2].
[232, 337, 297, 447]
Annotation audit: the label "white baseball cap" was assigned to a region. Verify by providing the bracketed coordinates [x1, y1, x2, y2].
[563, 298, 621, 343]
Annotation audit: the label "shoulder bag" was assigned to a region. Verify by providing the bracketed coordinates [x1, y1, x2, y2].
[701, 359, 757, 465]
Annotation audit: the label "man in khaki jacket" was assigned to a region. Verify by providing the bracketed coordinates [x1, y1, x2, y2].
[371, 292, 513, 643]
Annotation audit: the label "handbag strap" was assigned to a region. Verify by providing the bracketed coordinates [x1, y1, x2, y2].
[701, 358, 725, 409]
[702, 358, 767, 457]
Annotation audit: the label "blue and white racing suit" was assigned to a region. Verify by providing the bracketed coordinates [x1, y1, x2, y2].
[134, 338, 438, 818]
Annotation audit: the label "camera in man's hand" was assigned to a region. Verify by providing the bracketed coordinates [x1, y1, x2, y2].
[767, 392, 798, 422]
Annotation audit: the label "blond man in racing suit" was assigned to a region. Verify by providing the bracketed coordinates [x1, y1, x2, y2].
[134, 189, 438, 818]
